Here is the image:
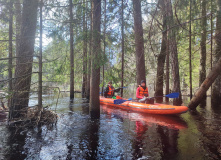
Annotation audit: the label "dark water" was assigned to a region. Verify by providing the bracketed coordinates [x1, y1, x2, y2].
[0, 94, 221, 160]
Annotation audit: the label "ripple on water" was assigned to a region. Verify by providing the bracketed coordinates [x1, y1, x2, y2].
[1, 95, 221, 159]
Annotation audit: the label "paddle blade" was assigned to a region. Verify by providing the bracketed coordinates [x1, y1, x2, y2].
[165, 92, 179, 98]
[114, 99, 127, 104]
[128, 98, 132, 101]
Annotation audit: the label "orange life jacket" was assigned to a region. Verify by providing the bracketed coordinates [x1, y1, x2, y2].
[139, 86, 148, 97]
[107, 86, 114, 96]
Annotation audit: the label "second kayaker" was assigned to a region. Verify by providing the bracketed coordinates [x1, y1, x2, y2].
[136, 80, 154, 104]
[104, 81, 121, 98]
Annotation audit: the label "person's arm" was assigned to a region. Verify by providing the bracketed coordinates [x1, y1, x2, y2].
[136, 87, 143, 99]
[114, 87, 120, 92]
[144, 88, 149, 97]
[104, 86, 109, 93]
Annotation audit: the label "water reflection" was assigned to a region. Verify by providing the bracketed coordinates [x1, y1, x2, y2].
[190, 109, 221, 159]
[157, 126, 179, 159]
[132, 121, 148, 159]
[101, 105, 187, 159]
[85, 120, 100, 159]
[2, 95, 221, 159]
[5, 128, 27, 160]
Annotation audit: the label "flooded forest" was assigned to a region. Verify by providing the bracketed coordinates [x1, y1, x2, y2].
[0, 0, 221, 159]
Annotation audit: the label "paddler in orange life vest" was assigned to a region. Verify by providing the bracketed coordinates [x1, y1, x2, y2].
[104, 81, 120, 98]
[136, 80, 154, 104]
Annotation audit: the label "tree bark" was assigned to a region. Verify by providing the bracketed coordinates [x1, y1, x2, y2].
[155, 0, 167, 103]
[101, 0, 107, 96]
[188, 57, 221, 110]
[86, 1, 93, 100]
[8, 0, 13, 108]
[90, 0, 101, 118]
[14, 0, 22, 57]
[166, 0, 182, 105]
[189, 0, 192, 99]
[38, 0, 43, 110]
[210, 0, 213, 92]
[199, 0, 207, 94]
[69, 0, 74, 99]
[212, 0, 221, 104]
[165, 32, 170, 103]
[82, 0, 87, 98]
[132, 0, 146, 85]
[10, 0, 39, 119]
[121, 0, 124, 97]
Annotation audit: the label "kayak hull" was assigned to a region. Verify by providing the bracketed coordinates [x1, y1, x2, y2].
[102, 105, 188, 129]
[100, 97, 188, 115]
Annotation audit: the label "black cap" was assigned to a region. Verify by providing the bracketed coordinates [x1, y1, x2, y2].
[141, 80, 146, 84]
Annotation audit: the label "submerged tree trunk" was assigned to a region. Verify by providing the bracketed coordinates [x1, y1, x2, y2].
[69, 0, 74, 99]
[189, 0, 192, 99]
[14, 0, 22, 57]
[155, 0, 167, 103]
[188, 57, 221, 110]
[166, 0, 182, 105]
[210, 0, 213, 89]
[212, 0, 221, 104]
[167, 0, 181, 103]
[10, 0, 38, 119]
[121, 0, 125, 97]
[90, 0, 101, 118]
[39, 0, 43, 110]
[86, 1, 93, 100]
[8, 0, 13, 107]
[199, 0, 207, 95]
[101, 0, 106, 96]
[132, 0, 146, 85]
[82, 0, 87, 98]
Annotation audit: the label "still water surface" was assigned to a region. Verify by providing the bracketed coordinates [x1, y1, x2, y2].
[0, 94, 221, 160]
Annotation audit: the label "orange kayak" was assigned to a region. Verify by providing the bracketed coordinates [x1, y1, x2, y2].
[101, 105, 187, 130]
[100, 96, 188, 115]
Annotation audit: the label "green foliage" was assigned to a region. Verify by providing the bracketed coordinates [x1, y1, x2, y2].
[0, 0, 216, 95]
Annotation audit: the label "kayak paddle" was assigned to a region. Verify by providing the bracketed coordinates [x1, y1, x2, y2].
[114, 98, 132, 104]
[114, 93, 179, 105]
[152, 92, 180, 99]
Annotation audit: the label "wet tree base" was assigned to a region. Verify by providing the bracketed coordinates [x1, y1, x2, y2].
[8, 106, 58, 128]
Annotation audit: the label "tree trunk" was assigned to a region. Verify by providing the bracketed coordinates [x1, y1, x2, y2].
[132, 0, 146, 85]
[69, 0, 74, 99]
[82, 0, 87, 98]
[86, 1, 93, 100]
[90, 0, 101, 118]
[166, 0, 182, 105]
[188, 57, 221, 110]
[8, 0, 13, 107]
[189, 0, 192, 99]
[101, 0, 106, 96]
[155, 0, 167, 103]
[121, 0, 124, 97]
[212, 0, 221, 104]
[210, 0, 213, 92]
[10, 0, 39, 119]
[38, 0, 43, 110]
[199, 0, 207, 94]
[166, 34, 170, 103]
[14, 0, 22, 57]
